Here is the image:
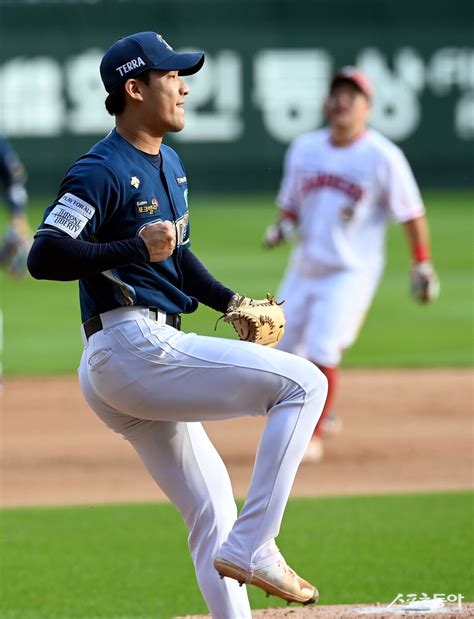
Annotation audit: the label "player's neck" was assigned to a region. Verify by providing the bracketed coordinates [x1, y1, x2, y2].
[329, 126, 366, 147]
[115, 124, 163, 155]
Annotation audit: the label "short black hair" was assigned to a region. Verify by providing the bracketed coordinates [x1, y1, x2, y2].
[104, 70, 151, 116]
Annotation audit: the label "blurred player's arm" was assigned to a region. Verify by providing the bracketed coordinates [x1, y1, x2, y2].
[384, 145, 439, 304]
[263, 140, 300, 249]
[402, 215, 431, 261]
[402, 216, 439, 304]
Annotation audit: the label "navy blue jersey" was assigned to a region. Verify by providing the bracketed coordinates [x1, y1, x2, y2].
[35, 130, 198, 322]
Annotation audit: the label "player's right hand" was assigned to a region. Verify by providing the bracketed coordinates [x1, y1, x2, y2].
[263, 219, 295, 249]
[139, 220, 176, 262]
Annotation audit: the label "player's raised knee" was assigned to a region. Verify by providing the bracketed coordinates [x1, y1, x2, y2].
[290, 354, 328, 398]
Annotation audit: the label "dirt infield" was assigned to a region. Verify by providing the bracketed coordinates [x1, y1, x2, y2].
[176, 601, 474, 618]
[175, 604, 474, 619]
[2, 369, 472, 506]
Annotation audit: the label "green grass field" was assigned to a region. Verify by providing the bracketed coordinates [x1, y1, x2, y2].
[1, 190, 473, 375]
[1, 491, 472, 618]
[1, 191, 473, 618]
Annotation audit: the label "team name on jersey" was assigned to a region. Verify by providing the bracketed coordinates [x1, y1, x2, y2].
[301, 172, 363, 201]
[116, 57, 146, 77]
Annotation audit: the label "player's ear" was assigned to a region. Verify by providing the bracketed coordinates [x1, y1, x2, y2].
[124, 78, 145, 102]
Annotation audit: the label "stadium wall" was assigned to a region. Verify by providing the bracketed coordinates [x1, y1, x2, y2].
[1, 0, 473, 195]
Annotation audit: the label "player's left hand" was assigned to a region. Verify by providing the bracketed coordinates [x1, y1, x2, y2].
[410, 261, 440, 303]
[0, 225, 32, 278]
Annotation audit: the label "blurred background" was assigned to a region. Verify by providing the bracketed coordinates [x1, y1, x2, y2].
[1, 0, 473, 193]
[1, 0, 472, 374]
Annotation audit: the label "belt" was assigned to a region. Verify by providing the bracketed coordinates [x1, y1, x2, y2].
[83, 308, 181, 340]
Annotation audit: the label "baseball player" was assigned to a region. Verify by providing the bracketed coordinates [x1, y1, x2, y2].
[27, 32, 328, 617]
[0, 137, 31, 278]
[264, 67, 439, 462]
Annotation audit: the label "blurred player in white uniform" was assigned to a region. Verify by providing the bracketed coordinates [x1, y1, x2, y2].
[264, 67, 439, 461]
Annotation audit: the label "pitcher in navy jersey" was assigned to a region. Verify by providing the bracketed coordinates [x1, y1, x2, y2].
[28, 31, 328, 616]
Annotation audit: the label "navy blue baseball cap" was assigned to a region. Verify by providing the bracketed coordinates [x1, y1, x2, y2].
[100, 31, 205, 93]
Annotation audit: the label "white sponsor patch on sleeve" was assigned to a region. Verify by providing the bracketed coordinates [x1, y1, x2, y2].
[44, 193, 96, 238]
[44, 204, 90, 238]
[58, 193, 95, 219]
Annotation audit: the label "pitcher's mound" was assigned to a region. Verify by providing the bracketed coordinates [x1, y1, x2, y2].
[175, 601, 474, 618]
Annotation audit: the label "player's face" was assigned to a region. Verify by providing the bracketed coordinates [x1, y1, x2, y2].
[139, 70, 189, 135]
[325, 82, 370, 132]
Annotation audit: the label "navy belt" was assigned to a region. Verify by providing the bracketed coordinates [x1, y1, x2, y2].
[83, 309, 181, 340]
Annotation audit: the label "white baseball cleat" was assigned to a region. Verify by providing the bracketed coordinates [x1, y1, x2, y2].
[214, 555, 318, 605]
[321, 412, 343, 437]
[302, 437, 324, 463]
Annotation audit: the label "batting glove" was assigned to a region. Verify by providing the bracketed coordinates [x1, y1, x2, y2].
[263, 219, 295, 248]
[410, 261, 440, 303]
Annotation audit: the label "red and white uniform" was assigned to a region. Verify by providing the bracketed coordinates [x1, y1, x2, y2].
[276, 127, 425, 366]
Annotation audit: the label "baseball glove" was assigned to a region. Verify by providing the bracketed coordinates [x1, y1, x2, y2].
[221, 293, 286, 347]
[410, 261, 440, 303]
[0, 226, 32, 278]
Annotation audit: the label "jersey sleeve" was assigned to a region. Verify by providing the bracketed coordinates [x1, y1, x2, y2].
[36, 160, 120, 240]
[381, 145, 425, 223]
[276, 140, 302, 217]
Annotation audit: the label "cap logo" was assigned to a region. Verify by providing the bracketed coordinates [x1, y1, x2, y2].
[116, 56, 146, 77]
[156, 33, 173, 51]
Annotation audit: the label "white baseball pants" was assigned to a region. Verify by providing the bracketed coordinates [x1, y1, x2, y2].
[78, 307, 327, 619]
[277, 267, 382, 367]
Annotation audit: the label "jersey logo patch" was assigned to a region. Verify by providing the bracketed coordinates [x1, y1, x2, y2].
[176, 176, 187, 185]
[58, 192, 95, 219]
[130, 176, 140, 188]
[136, 198, 159, 217]
[44, 193, 95, 238]
[44, 204, 89, 238]
[157, 34, 173, 51]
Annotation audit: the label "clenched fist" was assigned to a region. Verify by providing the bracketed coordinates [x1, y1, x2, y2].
[139, 220, 176, 262]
